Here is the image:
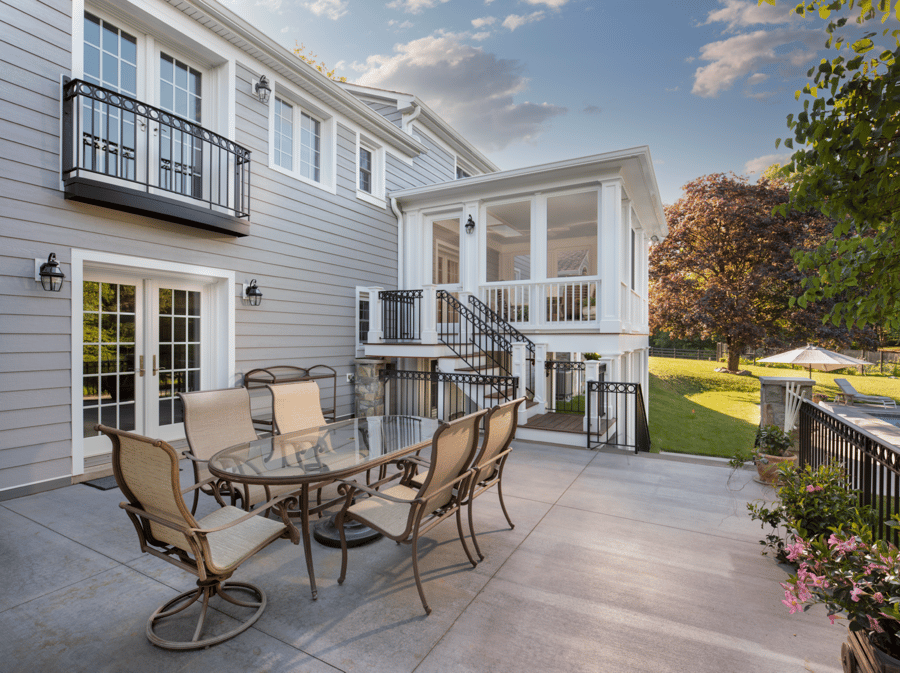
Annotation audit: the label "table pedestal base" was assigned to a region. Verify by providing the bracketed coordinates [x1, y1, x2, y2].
[313, 515, 382, 548]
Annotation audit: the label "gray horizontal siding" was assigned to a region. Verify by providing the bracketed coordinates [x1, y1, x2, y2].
[0, 4, 460, 495]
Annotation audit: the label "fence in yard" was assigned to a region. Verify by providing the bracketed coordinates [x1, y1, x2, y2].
[585, 381, 650, 453]
[381, 369, 518, 420]
[716, 344, 900, 374]
[649, 348, 717, 361]
[799, 401, 900, 546]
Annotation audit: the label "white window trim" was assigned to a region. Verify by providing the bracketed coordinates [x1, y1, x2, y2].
[69, 249, 235, 477]
[268, 83, 337, 195]
[356, 133, 386, 207]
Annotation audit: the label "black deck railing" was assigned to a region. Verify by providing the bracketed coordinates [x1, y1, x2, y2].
[380, 290, 422, 341]
[586, 381, 650, 453]
[62, 78, 250, 219]
[799, 401, 900, 545]
[382, 369, 518, 420]
[545, 361, 588, 414]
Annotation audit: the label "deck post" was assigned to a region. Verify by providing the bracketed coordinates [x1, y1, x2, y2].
[584, 361, 600, 432]
[367, 286, 384, 343]
[421, 284, 438, 344]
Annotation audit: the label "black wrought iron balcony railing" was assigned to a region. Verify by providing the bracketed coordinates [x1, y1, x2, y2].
[61, 78, 251, 237]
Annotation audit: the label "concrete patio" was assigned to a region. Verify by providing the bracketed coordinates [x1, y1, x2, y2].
[1, 442, 848, 672]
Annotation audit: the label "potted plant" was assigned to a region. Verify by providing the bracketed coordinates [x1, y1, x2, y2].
[781, 522, 900, 670]
[754, 424, 797, 484]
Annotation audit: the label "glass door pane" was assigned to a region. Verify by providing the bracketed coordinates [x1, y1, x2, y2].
[82, 280, 139, 445]
[157, 287, 201, 430]
[159, 53, 203, 198]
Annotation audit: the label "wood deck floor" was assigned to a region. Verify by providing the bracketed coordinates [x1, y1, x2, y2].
[524, 412, 614, 436]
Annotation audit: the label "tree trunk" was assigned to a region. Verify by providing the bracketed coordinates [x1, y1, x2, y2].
[727, 339, 742, 372]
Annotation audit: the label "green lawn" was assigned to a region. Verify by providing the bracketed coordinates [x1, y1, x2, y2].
[648, 357, 900, 458]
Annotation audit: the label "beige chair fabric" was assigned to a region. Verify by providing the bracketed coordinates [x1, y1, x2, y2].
[98, 424, 294, 650]
[268, 381, 327, 434]
[180, 387, 297, 512]
[834, 378, 897, 408]
[466, 397, 526, 560]
[336, 409, 487, 615]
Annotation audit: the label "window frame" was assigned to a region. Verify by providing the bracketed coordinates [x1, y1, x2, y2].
[356, 133, 385, 207]
[268, 84, 337, 194]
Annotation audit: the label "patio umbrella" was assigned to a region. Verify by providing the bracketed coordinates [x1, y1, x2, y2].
[757, 344, 872, 376]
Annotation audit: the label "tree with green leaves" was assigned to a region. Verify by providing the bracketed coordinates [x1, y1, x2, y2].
[763, 0, 900, 332]
[650, 174, 875, 372]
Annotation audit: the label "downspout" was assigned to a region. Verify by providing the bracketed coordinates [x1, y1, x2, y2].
[391, 197, 404, 290]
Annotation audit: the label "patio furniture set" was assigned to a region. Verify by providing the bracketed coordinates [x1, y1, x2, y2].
[96, 380, 525, 650]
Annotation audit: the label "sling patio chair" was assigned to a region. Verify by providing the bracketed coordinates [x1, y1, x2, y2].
[97, 424, 298, 650]
[334, 408, 488, 615]
[465, 397, 525, 561]
[180, 387, 300, 513]
[834, 378, 898, 408]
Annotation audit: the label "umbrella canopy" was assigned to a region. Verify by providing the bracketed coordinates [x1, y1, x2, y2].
[757, 345, 872, 376]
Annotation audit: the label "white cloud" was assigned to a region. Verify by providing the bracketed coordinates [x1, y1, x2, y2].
[747, 72, 769, 86]
[502, 11, 545, 31]
[256, 0, 282, 10]
[744, 152, 792, 175]
[386, 0, 449, 14]
[472, 16, 496, 28]
[703, 0, 795, 32]
[303, 0, 348, 20]
[691, 28, 821, 97]
[583, 105, 601, 115]
[355, 33, 566, 150]
[523, 0, 568, 8]
[471, 31, 492, 41]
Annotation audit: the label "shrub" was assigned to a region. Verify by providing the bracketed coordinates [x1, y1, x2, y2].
[748, 460, 871, 561]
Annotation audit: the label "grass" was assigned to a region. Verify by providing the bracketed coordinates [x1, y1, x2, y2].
[648, 357, 900, 458]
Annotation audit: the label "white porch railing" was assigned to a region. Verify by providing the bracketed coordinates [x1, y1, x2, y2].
[480, 279, 599, 328]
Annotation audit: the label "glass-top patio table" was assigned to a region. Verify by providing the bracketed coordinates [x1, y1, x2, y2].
[208, 415, 440, 599]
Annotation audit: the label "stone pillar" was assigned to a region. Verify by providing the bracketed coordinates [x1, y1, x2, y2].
[758, 376, 814, 430]
[355, 358, 388, 417]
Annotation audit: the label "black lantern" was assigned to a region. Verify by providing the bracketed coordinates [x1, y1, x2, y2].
[254, 75, 271, 104]
[465, 215, 475, 235]
[39, 253, 65, 292]
[245, 279, 263, 306]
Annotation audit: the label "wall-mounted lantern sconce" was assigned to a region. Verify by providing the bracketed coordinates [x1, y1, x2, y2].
[465, 215, 475, 235]
[254, 75, 271, 104]
[243, 279, 263, 306]
[650, 235, 660, 244]
[35, 253, 65, 292]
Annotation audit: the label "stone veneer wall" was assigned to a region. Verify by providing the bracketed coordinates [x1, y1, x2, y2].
[758, 376, 814, 430]
[355, 359, 387, 417]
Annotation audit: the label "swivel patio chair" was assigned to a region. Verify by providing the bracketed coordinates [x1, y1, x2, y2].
[97, 424, 297, 650]
[335, 408, 488, 615]
[466, 397, 525, 560]
[180, 387, 298, 513]
[834, 378, 897, 408]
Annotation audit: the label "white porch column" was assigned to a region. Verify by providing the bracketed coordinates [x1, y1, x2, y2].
[584, 360, 601, 432]
[534, 342, 548, 414]
[599, 180, 623, 331]
[367, 286, 383, 343]
[421, 284, 438, 344]
[512, 343, 528, 425]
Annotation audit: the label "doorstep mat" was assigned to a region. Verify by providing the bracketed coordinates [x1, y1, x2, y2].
[82, 476, 119, 491]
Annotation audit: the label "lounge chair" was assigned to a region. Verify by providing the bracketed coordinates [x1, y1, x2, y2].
[834, 379, 897, 408]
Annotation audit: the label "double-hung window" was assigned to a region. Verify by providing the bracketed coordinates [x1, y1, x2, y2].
[359, 147, 372, 193]
[270, 90, 332, 190]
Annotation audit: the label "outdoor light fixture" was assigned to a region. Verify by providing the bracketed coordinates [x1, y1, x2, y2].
[651, 235, 660, 244]
[465, 215, 475, 235]
[254, 75, 271, 104]
[244, 279, 263, 306]
[37, 253, 65, 292]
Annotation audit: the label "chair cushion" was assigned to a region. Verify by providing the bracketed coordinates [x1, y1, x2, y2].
[348, 484, 418, 537]
[198, 505, 286, 572]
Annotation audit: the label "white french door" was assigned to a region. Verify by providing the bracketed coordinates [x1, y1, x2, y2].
[81, 273, 208, 456]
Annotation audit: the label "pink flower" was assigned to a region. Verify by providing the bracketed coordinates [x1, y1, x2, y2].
[868, 615, 885, 633]
[828, 613, 839, 625]
[805, 484, 823, 492]
[873, 592, 884, 604]
[850, 586, 865, 602]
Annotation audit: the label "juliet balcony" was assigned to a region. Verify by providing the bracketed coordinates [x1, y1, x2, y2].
[61, 78, 251, 237]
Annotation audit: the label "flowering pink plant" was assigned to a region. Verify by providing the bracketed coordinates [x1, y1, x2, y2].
[781, 521, 900, 657]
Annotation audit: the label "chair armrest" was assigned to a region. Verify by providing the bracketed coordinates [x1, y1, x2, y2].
[336, 478, 421, 505]
[189, 491, 300, 535]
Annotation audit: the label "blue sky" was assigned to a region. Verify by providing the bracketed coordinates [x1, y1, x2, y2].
[225, 0, 887, 205]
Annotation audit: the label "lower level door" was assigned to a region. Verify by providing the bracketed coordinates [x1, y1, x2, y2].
[81, 274, 207, 457]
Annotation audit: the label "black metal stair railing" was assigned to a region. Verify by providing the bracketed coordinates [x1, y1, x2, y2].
[467, 294, 536, 396]
[435, 290, 516, 402]
[62, 78, 250, 219]
[382, 369, 518, 420]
